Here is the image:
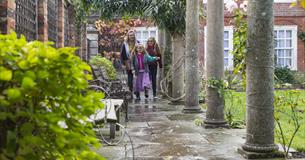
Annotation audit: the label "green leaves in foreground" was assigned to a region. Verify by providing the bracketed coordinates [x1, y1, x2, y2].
[0, 32, 105, 159]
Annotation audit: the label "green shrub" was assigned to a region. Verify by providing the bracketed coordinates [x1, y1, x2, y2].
[293, 72, 305, 86]
[275, 66, 295, 84]
[0, 33, 105, 159]
[90, 55, 117, 80]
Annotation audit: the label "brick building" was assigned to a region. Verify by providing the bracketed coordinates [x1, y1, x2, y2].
[199, 0, 305, 71]
[0, 0, 87, 59]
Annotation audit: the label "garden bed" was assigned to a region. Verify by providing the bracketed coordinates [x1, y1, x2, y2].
[224, 90, 305, 155]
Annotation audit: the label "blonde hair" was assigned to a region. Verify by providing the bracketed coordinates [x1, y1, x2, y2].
[135, 44, 148, 55]
[124, 30, 137, 44]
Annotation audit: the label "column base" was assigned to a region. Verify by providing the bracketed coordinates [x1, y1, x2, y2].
[183, 107, 203, 113]
[238, 148, 285, 159]
[203, 120, 229, 129]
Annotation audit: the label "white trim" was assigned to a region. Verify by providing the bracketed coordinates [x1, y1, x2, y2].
[274, 0, 295, 3]
[274, 25, 298, 70]
[225, 26, 234, 70]
[133, 27, 158, 45]
[204, 25, 234, 70]
[202, 0, 293, 4]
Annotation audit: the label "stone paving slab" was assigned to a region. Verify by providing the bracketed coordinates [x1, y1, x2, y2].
[96, 99, 289, 160]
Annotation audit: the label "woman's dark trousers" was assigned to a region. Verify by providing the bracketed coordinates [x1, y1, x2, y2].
[127, 70, 133, 93]
[148, 65, 158, 97]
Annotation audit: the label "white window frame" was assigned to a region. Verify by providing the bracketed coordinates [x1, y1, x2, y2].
[133, 27, 158, 46]
[274, 0, 295, 3]
[204, 26, 234, 70]
[274, 25, 298, 70]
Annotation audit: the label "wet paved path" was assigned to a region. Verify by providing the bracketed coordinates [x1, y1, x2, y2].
[96, 98, 251, 160]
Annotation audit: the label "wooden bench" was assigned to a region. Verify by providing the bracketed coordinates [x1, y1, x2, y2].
[88, 64, 131, 139]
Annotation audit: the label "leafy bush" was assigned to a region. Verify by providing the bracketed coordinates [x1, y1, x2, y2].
[90, 55, 117, 80]
[0, 33, 104, 159]
[275, 67, 295, 84]
[293, 72, 305, 87]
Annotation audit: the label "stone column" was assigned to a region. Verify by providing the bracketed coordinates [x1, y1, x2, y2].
[0, 0, 15, 34]
[57, 0, 64, 48]
[157, 29, 165, 94]
[184, 0, 202, 113]
[171, 33, 185, 104]
[164, 30, 172, 97]
[204, 0, 227, 128]
[37, 0, 48, 42]
[238, 0, 284, 158]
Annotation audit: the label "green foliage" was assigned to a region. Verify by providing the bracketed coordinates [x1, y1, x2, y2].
[291, 0, 305, 9]
[231, 9, 247, 88]
[293, 72, 305, 87]
[206, 78, 226, 98]
[274, 90, 305, 157]
[146, 0, 186, 35]
[73, 0, 186, 37]
[224, 91, 246, 129]
[206, 77, 245, 128]
[193, 118, 204, 126]
[71, 0, 153, 20]
[275, 66, 295, 84]
[0, 32, 105, 159]
[224, 71, 243, 91]
[90, 55, 117, 80]
[298, 31, 305, 42]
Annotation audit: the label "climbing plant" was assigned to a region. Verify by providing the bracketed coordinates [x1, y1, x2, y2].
[231, 8, 247, 88]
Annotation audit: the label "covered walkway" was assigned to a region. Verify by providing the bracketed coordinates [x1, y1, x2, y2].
[96, 98, 247, 160]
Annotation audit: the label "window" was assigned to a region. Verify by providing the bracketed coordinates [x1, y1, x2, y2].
[274, 25, 297, 70]
[224, 27, 234, 69]
[48, 0, 58, 46]
[204, 26, 234, 70]
[134, 27, 158, 45]
[64, 5, 69, 46]
[15, 0, 37, 41]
